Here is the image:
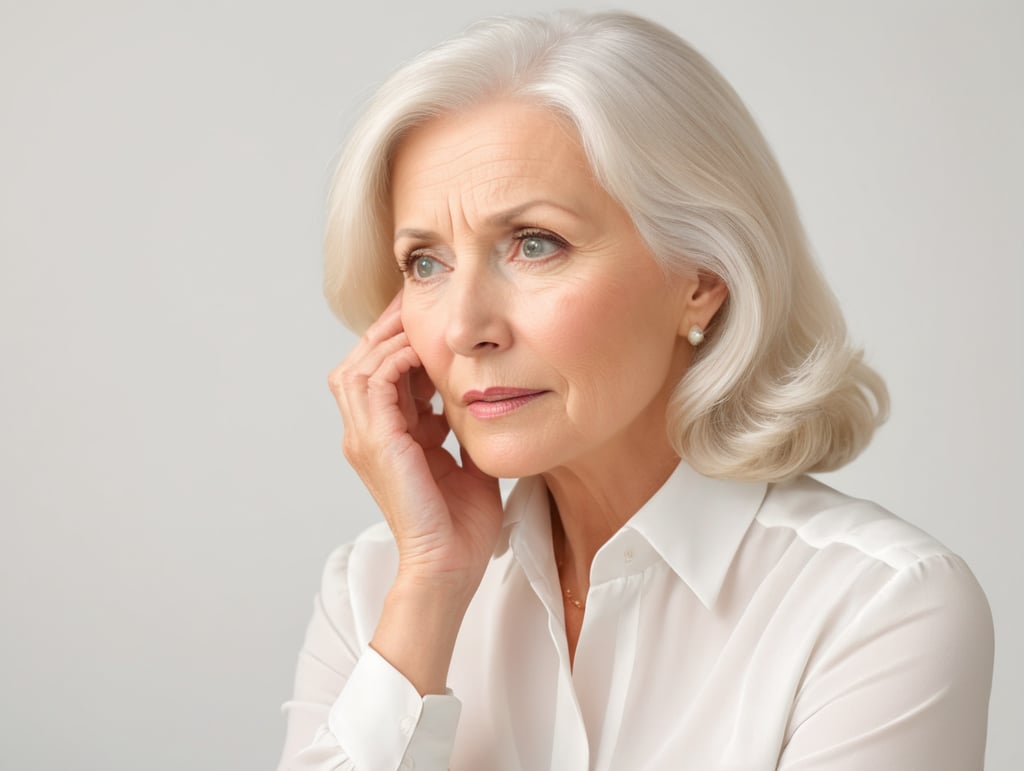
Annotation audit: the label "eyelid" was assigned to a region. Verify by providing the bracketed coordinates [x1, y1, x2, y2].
[513, 227, 569, 245]
[398, 227, 570, 278]
[398, 249, 451, 283]
[510, 227, 570, 262]
[398, 246, 437, 272]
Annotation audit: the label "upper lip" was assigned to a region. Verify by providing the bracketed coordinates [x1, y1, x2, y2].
[461, 387, 547, 405]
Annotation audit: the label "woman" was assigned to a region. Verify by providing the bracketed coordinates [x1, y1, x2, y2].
[277, 11, 993, 770]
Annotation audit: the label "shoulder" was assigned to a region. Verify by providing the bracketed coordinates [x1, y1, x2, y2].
[756, 475, 953, 569]
[319, 522, 397, 586]
[763, 482, 996, 766]
[754, 475, 993, 673]
[316, 522, 399, 645]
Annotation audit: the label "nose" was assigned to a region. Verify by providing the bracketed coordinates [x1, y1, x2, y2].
[444, 263, 512, 357]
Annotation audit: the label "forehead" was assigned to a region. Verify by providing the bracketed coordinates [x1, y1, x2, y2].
[389, 101, 599, 218]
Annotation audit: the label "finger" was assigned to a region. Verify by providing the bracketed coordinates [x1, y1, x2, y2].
[329, 330, 410, 400]
[396, 366, 418, 430]
[410, 410, 450, 449]
[365, 344, 422, 422]
[410, 367, 437, 420]
[423, 445, 458, 480]
[347, 291, 405, 361]
[331, 331, 415, 438]
[368, 291, 404, 338]
[344, 343, 421, 458]
[409, 366, 437, 403]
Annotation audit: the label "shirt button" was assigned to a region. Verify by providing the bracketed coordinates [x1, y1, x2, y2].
[399, 715, 415, 735]
[624, 549, 634, 563]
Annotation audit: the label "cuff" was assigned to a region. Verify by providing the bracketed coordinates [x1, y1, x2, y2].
[328, 646, 461, 771]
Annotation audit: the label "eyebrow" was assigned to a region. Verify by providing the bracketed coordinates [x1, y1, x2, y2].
[393, 199, 580, 243]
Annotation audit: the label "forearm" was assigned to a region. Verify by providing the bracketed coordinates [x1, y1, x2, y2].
[370, 578, 475, 696]
[277, 542, 465, 771]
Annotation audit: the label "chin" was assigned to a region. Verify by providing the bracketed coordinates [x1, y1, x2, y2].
[456, 431, 557, 480]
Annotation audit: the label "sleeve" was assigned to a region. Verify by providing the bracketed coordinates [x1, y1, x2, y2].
[275, 542, 462, 771]
[777, 553, 994, 771]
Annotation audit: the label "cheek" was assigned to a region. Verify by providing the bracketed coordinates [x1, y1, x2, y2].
[512, 287, 624, 412]
[527, 276, 647, 365]
[399, 303, 432, 356]
[536, 278, 679, 404]
[401, 305, 445, 372]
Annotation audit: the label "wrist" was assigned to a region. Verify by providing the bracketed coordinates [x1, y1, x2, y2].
[393, 566, 481, 606]
[371, 580, 476, 696]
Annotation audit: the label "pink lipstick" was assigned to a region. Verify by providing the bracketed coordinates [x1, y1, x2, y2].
[461, 387, 548, 419]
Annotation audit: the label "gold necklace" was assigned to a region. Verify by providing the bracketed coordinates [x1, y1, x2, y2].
[557, 554, 586, 611]
[550, 499, 586, 611]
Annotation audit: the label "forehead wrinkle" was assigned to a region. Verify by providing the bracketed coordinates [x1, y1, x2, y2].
[402, 132, 549, 182]
[396, 154, 540, 212]
[433, 149, 554, 188]
[391, 104, 604, 243]
[402, 167, 560, 239]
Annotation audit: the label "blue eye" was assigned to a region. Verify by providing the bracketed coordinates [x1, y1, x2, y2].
[411, 255, 440, 279]
[517, 232, 564, 260]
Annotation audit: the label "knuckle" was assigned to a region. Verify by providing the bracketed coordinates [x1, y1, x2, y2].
[327, 368, 346, 392]
[332, 369, 364, 393]
[341, 433, 363, 461]
[366, 370, 395, 391]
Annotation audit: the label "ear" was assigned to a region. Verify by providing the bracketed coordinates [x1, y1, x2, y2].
[677, 270, 728, 336]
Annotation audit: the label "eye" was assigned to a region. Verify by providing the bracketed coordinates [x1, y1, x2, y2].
[412, 255, 440, 279]
[515, 230, 566, 260]
[401, 253, 444, 281]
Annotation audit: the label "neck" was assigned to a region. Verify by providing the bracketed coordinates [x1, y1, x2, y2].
[542, 338, 691, 606]
[544, 437, 681, 594]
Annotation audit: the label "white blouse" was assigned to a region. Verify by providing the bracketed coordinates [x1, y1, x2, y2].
[276, 462, 994, 770]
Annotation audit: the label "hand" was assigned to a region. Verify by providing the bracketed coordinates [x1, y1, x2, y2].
[328, 292, 505, 595]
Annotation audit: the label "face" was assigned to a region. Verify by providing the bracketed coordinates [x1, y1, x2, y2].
[392, 100, 701, 479]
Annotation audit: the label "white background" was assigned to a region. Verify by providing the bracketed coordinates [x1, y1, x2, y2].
[1, 1, 1020, 769]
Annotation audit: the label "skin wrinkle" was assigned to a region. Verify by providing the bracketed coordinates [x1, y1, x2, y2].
[391, 100, 727, 645]
[394, 200, 588, 246]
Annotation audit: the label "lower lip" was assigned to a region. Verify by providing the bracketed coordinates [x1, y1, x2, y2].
[466, 392, 547, 419]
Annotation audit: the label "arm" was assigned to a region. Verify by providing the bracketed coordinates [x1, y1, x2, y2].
[275, 544, 462, 771]
[277, 293, 505, 770]
[777, 553, 994, 771]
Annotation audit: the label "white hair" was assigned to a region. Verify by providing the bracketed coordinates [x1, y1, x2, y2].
[323, 10, 888, 482]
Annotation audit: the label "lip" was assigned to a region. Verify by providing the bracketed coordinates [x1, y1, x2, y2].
[461, 387, 549, 419]
[461, 387, 547, 404]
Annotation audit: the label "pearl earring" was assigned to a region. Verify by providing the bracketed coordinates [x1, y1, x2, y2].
[687, 324, 705, 346]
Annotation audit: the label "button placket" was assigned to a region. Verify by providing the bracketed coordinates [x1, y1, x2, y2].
[399, 714, 416, 736]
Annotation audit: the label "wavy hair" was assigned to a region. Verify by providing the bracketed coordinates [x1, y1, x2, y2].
[322, 11, 888, 482]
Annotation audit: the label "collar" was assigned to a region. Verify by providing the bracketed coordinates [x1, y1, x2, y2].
[492, 460, 767, 610]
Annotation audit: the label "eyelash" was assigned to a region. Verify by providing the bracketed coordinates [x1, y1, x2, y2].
[515, 228, 569, 258]
[397, 228, 569, 278]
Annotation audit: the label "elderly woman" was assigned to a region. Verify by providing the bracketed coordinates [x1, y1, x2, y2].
[277, 11, 993, 771]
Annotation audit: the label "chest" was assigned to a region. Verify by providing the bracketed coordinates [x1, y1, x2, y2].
[446, 562, 803, 771]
